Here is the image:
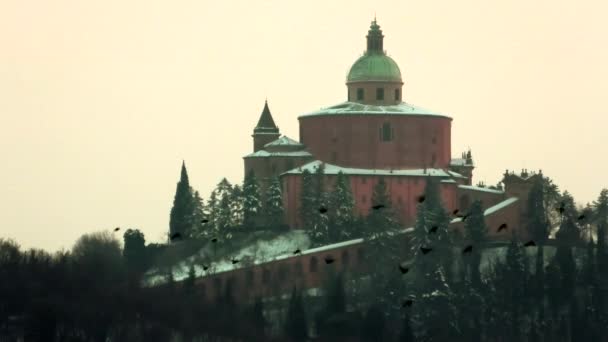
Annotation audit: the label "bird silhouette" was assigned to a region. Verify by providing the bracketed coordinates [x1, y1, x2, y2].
[524, 240, 536, 247]
[453, 209, 460, 215]
[170, 232, 182, 241]
[201, 219, 209, 224]
[293, 249, 301, 255]
[402, 299, 414, 308]
[462, 245, 473, 254]
[418, 195, 426, 203]
[420, 247, 432, 255]
[577, 214, 586, 221]
[324, 256, 335, 264]
[231, 258, 239, 265]
[372, 204, 385, 210]
[497, 223, 508, 232]
[428, 226, 438, 234]
[113, 227, 120, 232]
[319, 206, 328, 214]
[459, 214, 470, 221]
[398, 263, 409, 274]
[211, 237, 218, 243]
[556, 204, 565, 214]
[203, 265, 209, 271]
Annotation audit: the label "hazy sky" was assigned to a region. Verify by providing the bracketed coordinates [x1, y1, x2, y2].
[1, 0, 607, 252]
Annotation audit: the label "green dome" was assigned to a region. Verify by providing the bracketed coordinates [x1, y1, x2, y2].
[347, 53, 402, 83]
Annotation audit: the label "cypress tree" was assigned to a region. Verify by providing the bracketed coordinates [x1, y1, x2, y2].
[329, 171, 355, 242]
[264, 176, 284, 231]
[309, 163, 330, 245]
[555, 192, 579, 303]
[242, 169, 262, 229]
[122, 228, 146, 274]
[169, 161, 195, 239]
[593, 189, 608, 284]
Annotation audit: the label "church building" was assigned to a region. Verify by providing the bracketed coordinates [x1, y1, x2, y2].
[244, 19, 532, 239]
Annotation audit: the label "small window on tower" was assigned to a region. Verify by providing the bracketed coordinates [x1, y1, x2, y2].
[381, 122, 392, 142]
[357, 88, 364, 100]
[395, 89, 400, 101]
[376, 88, 384, 100]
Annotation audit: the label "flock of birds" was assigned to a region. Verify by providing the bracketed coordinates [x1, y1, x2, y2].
[108, 197, 585, 309]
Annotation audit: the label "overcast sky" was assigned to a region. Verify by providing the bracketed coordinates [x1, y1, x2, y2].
[1, 0, 607, 252]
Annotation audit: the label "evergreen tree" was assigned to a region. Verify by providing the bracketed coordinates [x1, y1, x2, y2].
[242, 169, 262, 229]
[593, 189, 608, 284]
[191, 190, 207, 238]
[299, 169, 316, 231]
[555, 192, 579, 303]
[463, 200, 487, 288]
[216, 194, 232, 239]
[122, 228, 147, 274]
[329, 171, 355, 242]
[265, 176, 285, 231]
[169, 161, 195, 240]
[229, 184, 244, 228]
[361, 305, 386, 342]
[399, 314, 415, 342]
[309, 163, 330, 245]
[361, 177, 403, 313]
[210, 178, 234, 239]
[284, 287, 308, 342]
[206, 190, 219, 237]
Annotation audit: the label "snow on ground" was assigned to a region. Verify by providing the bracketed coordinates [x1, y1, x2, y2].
[143, 230, 311, 287]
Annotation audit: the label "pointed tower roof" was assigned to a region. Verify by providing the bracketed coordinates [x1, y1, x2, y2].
[254, 100, 279, 134]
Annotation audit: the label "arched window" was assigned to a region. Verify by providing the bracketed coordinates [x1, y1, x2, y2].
[381, 122, 392, 142]
[357, 88, 364, 100]
[309, 257, 318, 273]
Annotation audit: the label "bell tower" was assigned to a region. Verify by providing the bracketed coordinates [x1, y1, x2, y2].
[252, 100, 281, 152]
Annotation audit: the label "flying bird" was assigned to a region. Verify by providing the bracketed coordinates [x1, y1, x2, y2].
[211, 238, 218, 243]
[398, 263, 409, 274]
[231, 258, 239, 265]
[201, 219, 209, 224]
[293, 249, 301, 255]
[319, 206, 328, 214]
[170, 232, 182, 241]
[453, 209, 460, 216]
[113, 227, 120, 232]
[428, 226, 438, 234]
[372, 204, 385, 210]
[402, 299, 414, 308]
[420, 247, 432, 255]
[497, 223, 508, 232]
[555, 204, 565, 214]
[524, 240, 536, 247]
[417, 195, 426, 203]
[203, 265, 209, 271]
[462, 245, 473, 254]
[324, 256, 335, 264]
[577, 214, 586, 221]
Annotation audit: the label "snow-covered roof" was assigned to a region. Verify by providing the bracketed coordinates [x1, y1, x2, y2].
[298, 101, 451, 119]
[447, 170, 468, 179]
[458, 185, 504, 194]
[283, 160, 467, 178]
[244, 150, 313, 158]
[264, 136, 304, 148]
[450, 197, 519, 223]
[441, 179, 458, 184]
[450, 158, 473, 167]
